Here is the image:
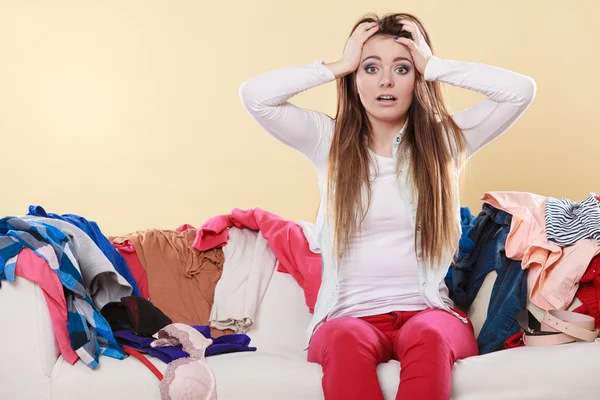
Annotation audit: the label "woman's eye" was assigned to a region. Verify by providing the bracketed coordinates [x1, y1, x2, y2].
[365, 65, 410, 74]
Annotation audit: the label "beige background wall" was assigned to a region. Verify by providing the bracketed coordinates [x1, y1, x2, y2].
[0, 0, 597, 235]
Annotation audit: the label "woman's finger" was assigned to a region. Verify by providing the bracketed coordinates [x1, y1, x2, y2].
[400, 25, 415, 37]
[397, 19, 418, 33]
[396, 17, 414, 26]
[360, 24, 379, 40]
[358, 21, 379, 33]
[353, 22, 377, 40]
[398, 20, 423, 42]
[394, 37, 417, 50]
[399, 20, 416, 32]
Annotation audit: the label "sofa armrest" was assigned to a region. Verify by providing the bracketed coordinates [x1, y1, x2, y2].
[0, 276, 59, 399]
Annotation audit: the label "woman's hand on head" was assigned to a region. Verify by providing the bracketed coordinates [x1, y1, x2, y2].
[393, 18, 432, 75]
[334, 21, 380, 77]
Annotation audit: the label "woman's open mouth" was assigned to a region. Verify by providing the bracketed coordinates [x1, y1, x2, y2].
[376, 95, 398, 106]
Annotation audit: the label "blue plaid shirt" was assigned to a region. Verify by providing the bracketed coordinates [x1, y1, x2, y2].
[0, 217, 125, 369]
[27, 205, 141, 297]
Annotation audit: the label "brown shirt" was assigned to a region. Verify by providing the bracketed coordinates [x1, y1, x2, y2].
[111, 228, 229, 336]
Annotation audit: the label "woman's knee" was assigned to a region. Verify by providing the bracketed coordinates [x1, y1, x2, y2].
[308, 316, 389, 363]
[396, 311, 477, 361]
[403, 322, 447, 347]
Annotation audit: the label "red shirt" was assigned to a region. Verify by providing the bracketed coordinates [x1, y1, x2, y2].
[573, 254, 600, 328]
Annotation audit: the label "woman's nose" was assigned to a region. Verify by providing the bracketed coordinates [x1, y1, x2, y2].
[379, 74, 394, 88]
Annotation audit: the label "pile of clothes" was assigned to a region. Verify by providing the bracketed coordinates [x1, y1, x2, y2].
[446, 191, 600, 354]
[2, 190, 598, 373]
[0, 205, 322, 372]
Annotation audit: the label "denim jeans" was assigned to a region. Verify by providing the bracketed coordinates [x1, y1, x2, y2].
[448, 203, 527, 354]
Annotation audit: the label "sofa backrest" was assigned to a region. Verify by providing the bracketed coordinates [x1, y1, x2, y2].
[247, 271, 313, 361]
[250, 268, 584, 359]
[249, 269, 500, 360]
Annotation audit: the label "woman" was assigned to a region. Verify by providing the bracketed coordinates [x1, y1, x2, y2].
[239, 12, 536, 400]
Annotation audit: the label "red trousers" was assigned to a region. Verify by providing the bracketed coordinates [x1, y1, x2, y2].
[307, 308, 478, 400]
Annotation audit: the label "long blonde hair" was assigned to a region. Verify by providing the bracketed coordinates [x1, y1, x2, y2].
[328, 12, 467, 268]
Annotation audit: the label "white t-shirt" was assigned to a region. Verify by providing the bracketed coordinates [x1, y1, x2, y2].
[328, 148, 434, 319]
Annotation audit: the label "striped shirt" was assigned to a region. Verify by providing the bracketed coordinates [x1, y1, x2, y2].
[545, 193, 600, 246]
[0, 217, 126, 369]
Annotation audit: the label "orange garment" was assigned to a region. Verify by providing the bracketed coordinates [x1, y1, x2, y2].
[110, 229, 225, 334]
[482, 192, 600, 310]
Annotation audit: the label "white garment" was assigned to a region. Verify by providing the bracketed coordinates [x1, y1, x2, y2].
[329, 150, 446, 319]
[239, 56, 536, 346]
[210, 227, 278, 333]
[298, 221, 320, 254]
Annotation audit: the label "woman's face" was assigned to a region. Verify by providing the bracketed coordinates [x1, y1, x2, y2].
[355, 34, 416, 124]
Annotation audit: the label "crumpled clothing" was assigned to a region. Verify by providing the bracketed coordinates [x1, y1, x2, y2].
[110, 229, 224, 327]
[482, 192, 600, 311]
[192, 208, 321, 313]
[113, 325, 256, 364]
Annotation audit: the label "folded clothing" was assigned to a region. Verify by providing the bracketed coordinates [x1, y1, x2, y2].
[113, 325, 256, 364]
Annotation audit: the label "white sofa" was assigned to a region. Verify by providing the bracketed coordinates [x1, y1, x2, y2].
[2, 268, 600, 400]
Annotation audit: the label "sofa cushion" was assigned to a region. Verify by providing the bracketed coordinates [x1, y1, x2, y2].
[451, 341, 600, 400]
[50, 340, 600, 400]
[49, 349, 398, 400]
[48, 269, 600, 400]
[50, 351, 164, 399]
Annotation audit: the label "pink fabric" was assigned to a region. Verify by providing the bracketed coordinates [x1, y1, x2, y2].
[175, 224, 195, 232]
[193, 214, 231, 250]
[15, 248, 79, 365]
[482, 191, 600, 310]
[111, 240, 149, 300]
[151, 323, 216, 400]
[307, 308, 478, 400]
[193, 208, 321, 313]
